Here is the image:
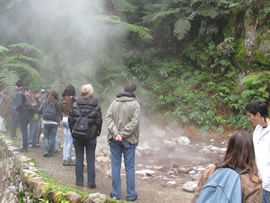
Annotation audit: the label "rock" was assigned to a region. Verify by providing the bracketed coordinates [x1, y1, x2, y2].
[167, 181, 176, 185]
[183, 181, 198, 192]
[65, 191, 82, 203]
[84, 193, 107, 203]
[135, 169, 155, 176]
[96, 156, 109, 163]
[48, 189, 58, 201]
[177, 136, 190, 146]
[162, 140, 177, 147]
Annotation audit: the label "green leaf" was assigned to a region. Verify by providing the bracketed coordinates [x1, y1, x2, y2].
[197, 4, 219, 19]
[173, 18, 191, 40]
[0, 46, 9, 54]
[112, 0, 137, 13]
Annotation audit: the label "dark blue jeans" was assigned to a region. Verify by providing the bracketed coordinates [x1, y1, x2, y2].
[29, 119, 40, 146]
[10, 112, 19, 138]
[19, 111, 33, 150]
[74, 138, 96, 186]
[43, 124, 58, 155]
[263, 189, 270, 203]
[109, 140, 137, 200]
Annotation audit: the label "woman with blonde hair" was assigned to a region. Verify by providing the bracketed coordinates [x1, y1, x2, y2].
[192, 130, 262, 203]
[68, 84, 102, 188]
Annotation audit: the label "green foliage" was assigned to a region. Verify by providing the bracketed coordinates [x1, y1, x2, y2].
[0, 68, 19, 95]
[112, 0, 137, 13]
[173, 18, 191, 40]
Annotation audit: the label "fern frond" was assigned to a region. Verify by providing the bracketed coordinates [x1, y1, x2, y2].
[18, 55, 40, 63]
[98, 15, 152, 40]
[0, 46, 9, 54]
[0, 68, 19, 95]
[112, 0, 137, 13]
[197, 4, 219, 19]
[173, 18, 191, 40]
[8, 43, 43, 55]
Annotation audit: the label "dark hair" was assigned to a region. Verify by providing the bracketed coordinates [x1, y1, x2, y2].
[45, 90, 58, 106]
[217, 130, 259, 182]
[124, 82, 137, 93]
[16, 80, 24, 87]
[34, 89, 41, 94]
[62, 84, 76, 97]
[246, 100, 269, 121]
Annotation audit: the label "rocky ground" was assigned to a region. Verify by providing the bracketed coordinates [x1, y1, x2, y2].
[9, 118, 228, 203]
[0, 161, 7, 202]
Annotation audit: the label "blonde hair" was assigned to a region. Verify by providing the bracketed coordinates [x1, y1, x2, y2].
[80, 84, 94, 97]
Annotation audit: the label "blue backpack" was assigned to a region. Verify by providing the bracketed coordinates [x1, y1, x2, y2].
[195, 166, 247, 203]
[42, 103, 58, 121]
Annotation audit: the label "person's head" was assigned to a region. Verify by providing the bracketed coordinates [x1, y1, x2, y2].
[34, 90, 42, 99]
[124, 82, 137, 93]
[45, 85, 51, 93]
[62, 84, 76, 97]
[220, 130, 258, 175]
[80, 84, 94, 97]
[45, 90, 58, 105]
[246, 100, 269, 126]
[16, 80, 24, 88]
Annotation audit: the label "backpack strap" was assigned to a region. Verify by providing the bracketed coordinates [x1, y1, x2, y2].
[215, 163, 250, 175]
[75, 102, 83, 117]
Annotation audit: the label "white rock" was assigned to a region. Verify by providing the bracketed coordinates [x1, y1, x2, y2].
[167, 181, 176, 185]
[135, 169, 155, 176]
[183, 181, 198, 192]
[177, 136, 191, 146]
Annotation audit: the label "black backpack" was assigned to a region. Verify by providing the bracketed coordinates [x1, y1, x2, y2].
[71, 103, 97, 141]
[42, 103, 58, 121]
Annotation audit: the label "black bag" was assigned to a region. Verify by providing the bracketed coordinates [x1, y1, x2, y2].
[72, 103, 96, 141]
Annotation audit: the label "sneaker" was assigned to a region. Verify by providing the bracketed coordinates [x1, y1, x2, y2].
[87, 184, 96, 189]
[17, 147, 28, 153]
[63, 160, 75, 166]
[43, 152, 49, 157]
[28, 144, 33, 148]
[32, 144, 40, 148]
[11, 136, 20, 140]
[110, 192, 120, 200]
[127, 195, 138, 201]
[54, 149, 60, 153]
[76, 184, 83, 187]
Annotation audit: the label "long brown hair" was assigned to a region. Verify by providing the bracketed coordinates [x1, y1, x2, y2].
[217, 130, 259, 181]
[45, 90, 58, 106]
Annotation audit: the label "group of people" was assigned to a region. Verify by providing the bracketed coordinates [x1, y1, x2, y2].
[2, 80, 139, 201]
[1, 79, 269, 202]
[193, 100, 270, 203]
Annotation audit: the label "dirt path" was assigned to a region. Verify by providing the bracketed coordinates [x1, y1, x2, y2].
[10, 128, 198, 203]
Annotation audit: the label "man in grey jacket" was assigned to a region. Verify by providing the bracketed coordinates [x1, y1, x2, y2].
[106, 82, 140, 201]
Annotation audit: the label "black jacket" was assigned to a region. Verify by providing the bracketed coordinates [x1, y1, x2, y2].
[68, 96, 102, 137]
[15, 88, 27, 112]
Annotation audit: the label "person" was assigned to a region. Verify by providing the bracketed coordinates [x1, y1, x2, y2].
[42, 90, 62, 157]
[10, 88, 20, 140]
[68, 84, 102, 188]
[246, 100, 270, 203]
[15, 80, 33, 152]
[106, 82, 140, 201]
[28, 90, 42, 147]
[61, 84, 77, 166]
[192, 130, 262, 203]
[0, 90, 10, 132]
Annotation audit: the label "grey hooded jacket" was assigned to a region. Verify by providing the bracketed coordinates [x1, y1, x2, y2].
[106, 92, 140, 145]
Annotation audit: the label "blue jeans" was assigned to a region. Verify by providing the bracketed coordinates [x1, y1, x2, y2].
[43, 124, 58, 155]
[29, 119, 40, 146]
[19, 111, 33, 150]
[54, 135, 59, 150]
[62, 120, 73, 161]
[10, 112, 19, 138]
[73, 138, 96, 185]
[109, 140, 137, 200]
[263, 189, 270, 203]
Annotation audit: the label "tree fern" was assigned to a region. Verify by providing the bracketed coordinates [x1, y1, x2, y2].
[8, 43, 43, 55]
[98, 15, 152, 40]
[0, 46, 9, 54]
[173, 18, 191, 40]
[197, 4, 219, 19]
[112, 0, 137, 13]
[0, 68, 19, 95]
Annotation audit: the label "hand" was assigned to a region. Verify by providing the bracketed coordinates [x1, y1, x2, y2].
[113, 134, 122, 141]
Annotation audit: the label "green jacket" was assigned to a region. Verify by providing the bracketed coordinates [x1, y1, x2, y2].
[106, 92, 140, 145]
